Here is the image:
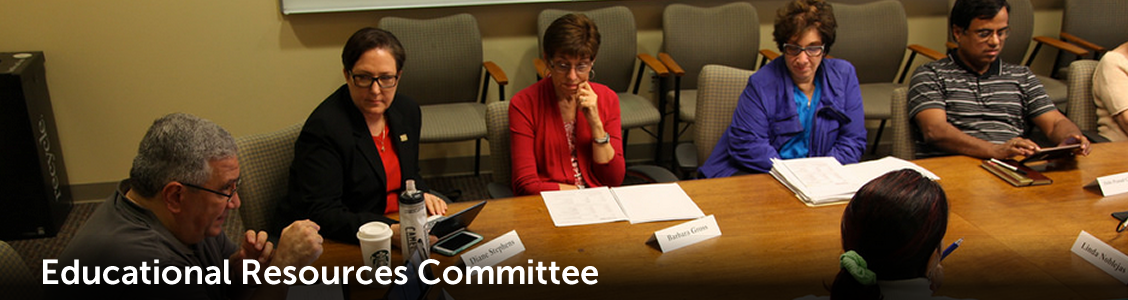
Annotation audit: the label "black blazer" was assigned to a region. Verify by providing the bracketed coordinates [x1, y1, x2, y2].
[278, 84, 429, 243]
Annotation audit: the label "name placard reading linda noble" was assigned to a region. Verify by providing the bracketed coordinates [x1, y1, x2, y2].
[650, 215, 721, 253]
[462, 230, 525, 267]
[1070, 230, 1128, 284]
[1086, 171, 1128, 197]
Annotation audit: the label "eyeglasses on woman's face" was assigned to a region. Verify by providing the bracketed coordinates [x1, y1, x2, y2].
[349, 71, 399, 89]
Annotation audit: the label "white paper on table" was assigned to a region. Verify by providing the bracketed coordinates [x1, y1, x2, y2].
[771, 157, 855, 200]
[611, 183, 705, 224]
[541, 187, 627, 227]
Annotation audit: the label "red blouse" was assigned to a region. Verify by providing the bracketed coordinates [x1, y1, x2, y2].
[375, 125, 401, 214]
[508, 78, 626, 195]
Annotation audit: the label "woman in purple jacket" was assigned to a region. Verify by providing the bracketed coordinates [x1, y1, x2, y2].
[699, 0, 866, 178]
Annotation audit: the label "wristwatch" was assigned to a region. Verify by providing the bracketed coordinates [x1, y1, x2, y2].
[593, 133, 610, 144]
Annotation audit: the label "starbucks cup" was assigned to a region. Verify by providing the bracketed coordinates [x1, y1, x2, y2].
[357, 222, 393, 272]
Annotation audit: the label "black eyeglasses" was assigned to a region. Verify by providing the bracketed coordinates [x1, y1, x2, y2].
[180, 178, 240, 203]
[349, 71, 399, 89]
[782, 44, 826, 57]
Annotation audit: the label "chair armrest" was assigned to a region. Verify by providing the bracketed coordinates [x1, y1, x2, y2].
[907, 44, 946, 61]
[658, 53, 686, 77]
[1033, 35, 1090, 56]
[482, 61, 509, 86]
[638, 53, 670, 77]
[760, 49, 780, 61]
[626, 165, 679, 183]
[534, 58, 549, 79]
[1083, 130, 1111, 144]
[487, 182, 514, 199]
[1061, 32, 1105, 54]
[946, 41, 957, 50]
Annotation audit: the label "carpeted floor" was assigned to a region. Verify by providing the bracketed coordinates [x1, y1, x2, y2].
[7, 173, 496, 280]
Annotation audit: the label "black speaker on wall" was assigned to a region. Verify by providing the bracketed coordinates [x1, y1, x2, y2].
[0, 51, 72, 240]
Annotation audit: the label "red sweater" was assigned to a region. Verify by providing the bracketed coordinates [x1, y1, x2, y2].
[509, 78, 626, 195]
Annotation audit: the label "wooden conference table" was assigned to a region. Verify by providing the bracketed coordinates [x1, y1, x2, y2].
[315, 142, 1128, 299]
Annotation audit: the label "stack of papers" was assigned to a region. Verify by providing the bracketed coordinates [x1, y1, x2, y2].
[769, 156, 940, 206]
[540, 183, 706, 227]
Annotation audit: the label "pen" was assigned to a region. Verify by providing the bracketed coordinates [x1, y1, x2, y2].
[1119, 217, 1128, 233]
[941, 238, 963, 261]
[988, 158, 1027, 175]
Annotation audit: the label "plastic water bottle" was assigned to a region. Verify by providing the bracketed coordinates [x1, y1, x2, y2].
[398, 180, 428, 258]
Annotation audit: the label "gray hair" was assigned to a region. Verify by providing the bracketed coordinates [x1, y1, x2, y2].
[129, 113, 238, 198]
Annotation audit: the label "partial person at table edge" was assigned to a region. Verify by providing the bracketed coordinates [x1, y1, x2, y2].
[1093, 41, 1128, 142]
[52, 113, 323, 300]
[509, 13, 626, 196]
[796, 169, 969, 300]
[699, 0, 866, 178]
[908, 0, 1090, 160]
[277, 27, 447, 245]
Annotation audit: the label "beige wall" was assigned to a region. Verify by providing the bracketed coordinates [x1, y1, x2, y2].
[0, 0, 1066, 186]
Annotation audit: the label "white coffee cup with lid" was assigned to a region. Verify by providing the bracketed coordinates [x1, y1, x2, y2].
[357, 222, 393, 271]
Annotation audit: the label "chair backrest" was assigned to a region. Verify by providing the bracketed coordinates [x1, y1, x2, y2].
[694, 64, 755, 165]
[1057, 0, 1128, 72]
[234, 122, 303, 233]
[1066, 59, 1100, 132]
[538, 6, 637, 92]
[0, 240, 38, 299]
[662, 2, 759, 90]
[890, 86, 915, 160]
[485, 101, 511, 186]
[379, 13, 483, 105]
[830, 0, 908, 84]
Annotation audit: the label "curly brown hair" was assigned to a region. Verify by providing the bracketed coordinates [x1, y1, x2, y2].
[773, 0, 837, 54]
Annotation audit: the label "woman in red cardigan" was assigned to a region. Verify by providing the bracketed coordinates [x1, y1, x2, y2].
[509, 13, 626, 196]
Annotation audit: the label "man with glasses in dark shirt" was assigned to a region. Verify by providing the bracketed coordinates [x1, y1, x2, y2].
[908, 0, 1090, 159]
[52, 113, 324, 300]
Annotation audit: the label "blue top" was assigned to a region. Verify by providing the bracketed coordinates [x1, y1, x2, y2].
[778, 82, 822, 159]
[699, 57, 867, 178]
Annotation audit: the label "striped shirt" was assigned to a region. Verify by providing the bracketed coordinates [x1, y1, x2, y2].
[907, 52, 1057, 158]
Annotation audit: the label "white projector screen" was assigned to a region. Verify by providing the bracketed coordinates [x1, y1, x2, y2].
[281, 0, 579, 15]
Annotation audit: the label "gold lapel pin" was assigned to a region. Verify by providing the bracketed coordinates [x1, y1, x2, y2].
[399, 134, 408, 142]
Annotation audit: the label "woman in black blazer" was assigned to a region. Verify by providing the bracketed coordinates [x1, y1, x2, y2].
[279, 28, 447, 244]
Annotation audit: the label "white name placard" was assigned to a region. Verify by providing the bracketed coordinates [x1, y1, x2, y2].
[1087, 172, 1128, 197]
[651, 215, 721, 253]
[461, 230, 525, 267]
[1070, 230, 1128, 284]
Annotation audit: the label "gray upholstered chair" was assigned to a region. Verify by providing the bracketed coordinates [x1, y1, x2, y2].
[674, 65, 755, 177]
[1042, 0, 1128, 78]
[830, 0, 943, 154]
[484, 101, 513, 199]
[486, 100, 676, 199]
[659, 2, 759, 170]
[535, 6, 667, 163]
[379, 13, 509, 176]
[947, 0, 1074, 113]
[1063, 59, 1110, 143]
[222, 122, 303, 243]
[889, 87, 915, 161]
[0, 240, 39, 299]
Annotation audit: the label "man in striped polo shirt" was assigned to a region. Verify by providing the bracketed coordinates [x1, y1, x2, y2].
[908, 0, 1091, 159]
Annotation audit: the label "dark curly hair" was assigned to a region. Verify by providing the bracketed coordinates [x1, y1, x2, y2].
[773, 0, 837, 54]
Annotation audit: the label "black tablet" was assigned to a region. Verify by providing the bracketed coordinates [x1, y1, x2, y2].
[428, 201, 486, 241]
[1020, 143, 1080, 164]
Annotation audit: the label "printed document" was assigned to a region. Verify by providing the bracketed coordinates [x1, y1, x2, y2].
[770, 156, 939, 206]
[541, 183, 705, 227]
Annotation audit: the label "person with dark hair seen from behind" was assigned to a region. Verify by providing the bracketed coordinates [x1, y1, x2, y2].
[53, 113, 324, 300]
[699, 0, 866, 178]
[797, 169, 968, 300]
[509, 14, 625, 195]
[908, 0, 1090, 159]
[278, 27, 447, 245]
